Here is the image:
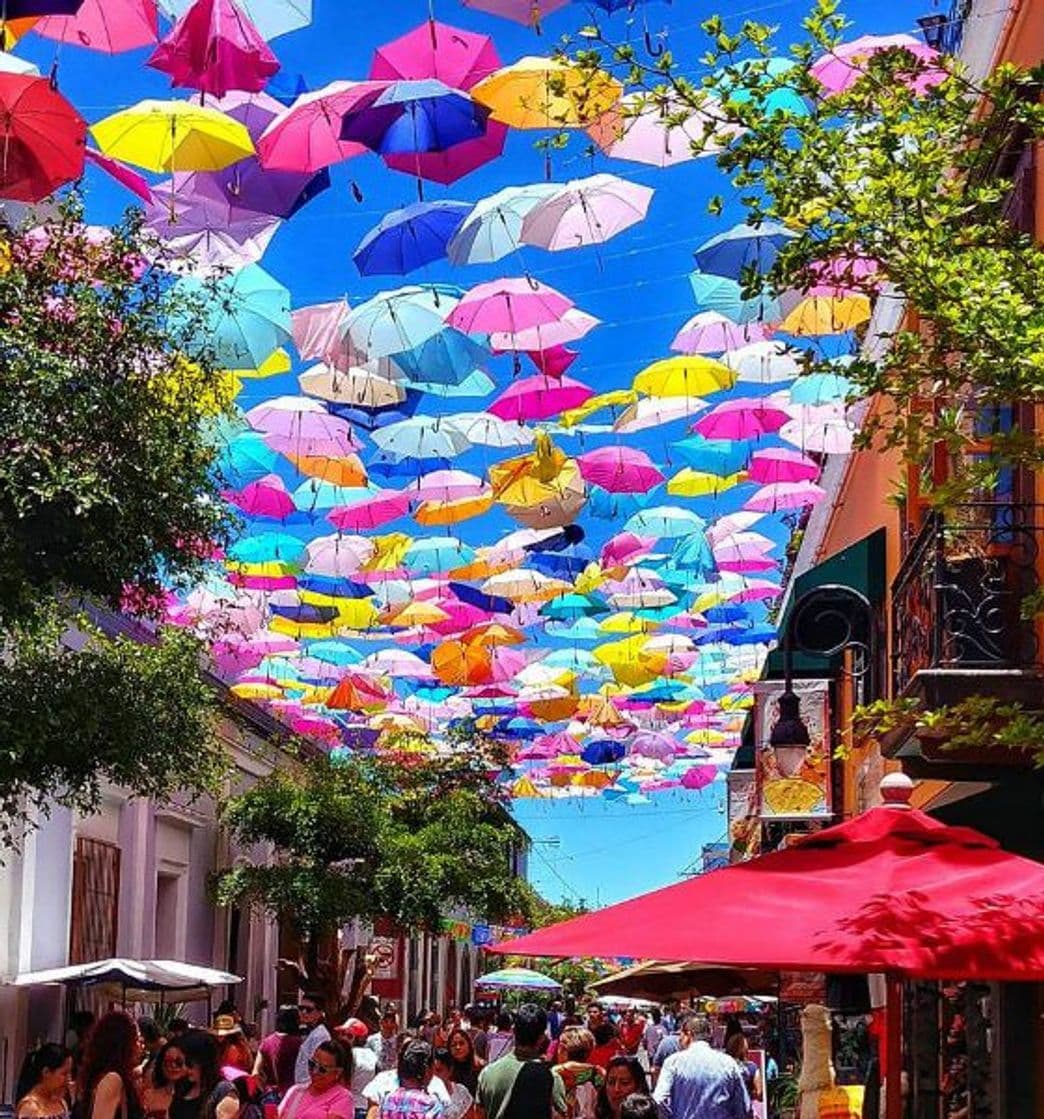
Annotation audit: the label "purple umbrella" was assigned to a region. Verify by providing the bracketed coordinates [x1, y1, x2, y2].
[4, 1, 85, 14]
[383, 118, 507, 186]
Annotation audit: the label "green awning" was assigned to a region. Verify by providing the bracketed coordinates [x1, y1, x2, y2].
[763, 528, 886, 680]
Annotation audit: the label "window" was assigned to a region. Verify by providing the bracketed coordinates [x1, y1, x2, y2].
[69, 837, 120, 963]
[155, 873, 180, 959]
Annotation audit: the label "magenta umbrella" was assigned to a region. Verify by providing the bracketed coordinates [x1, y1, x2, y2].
[383, 119, 507, 186]
[34, 0, 158, 52]
[489, 309, 599, 353]
[329, 489, 411, 532]
[223, 473, 295, 519]
[744, 480, 827, 513]
[448, 277, 573, 335]
[370, 19, 500, 90]
[488, 374, 593, 423]
[747, 447, 820, 485]
[681, 765, 718, 791]
[811, 34, 943, 95]
[148, 0, 280, 98]
[577, 446, 664, 493]
[692, 397, 790, 440]
[84, 146, 153, 201]
[257, 80, 377, 171]
[671, 311, 772, 355]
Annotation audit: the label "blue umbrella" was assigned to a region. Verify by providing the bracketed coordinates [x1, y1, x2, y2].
[582, 740, 626, 765]
[789, 371, 858, 405]
[449, 582, 515, 615]
[393, 327, 490, 386]
[340, 79, 489, 155]
[672, 435, 750, 475]
[353, 200, 472, 276]
[689, 271, 783, 324]
[693, 221, 796, 281]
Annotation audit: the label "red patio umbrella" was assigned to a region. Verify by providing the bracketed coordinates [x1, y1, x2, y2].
[493, 797, 1044, 980]
[0, 73, 86, 202]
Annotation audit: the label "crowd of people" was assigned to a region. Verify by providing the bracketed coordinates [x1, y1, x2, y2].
[15, 998, 767, 1119]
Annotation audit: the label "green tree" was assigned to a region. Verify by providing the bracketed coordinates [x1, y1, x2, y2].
[0, 197, 236, 840]
[214, 727, 530, 1013]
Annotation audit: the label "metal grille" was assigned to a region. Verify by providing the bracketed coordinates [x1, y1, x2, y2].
[69, 836, 121, 963]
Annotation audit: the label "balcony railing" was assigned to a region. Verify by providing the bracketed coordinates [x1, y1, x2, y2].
[891, 502, 1042, 696]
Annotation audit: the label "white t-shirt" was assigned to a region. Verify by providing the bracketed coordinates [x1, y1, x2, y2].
[441, 1083, 473, 1119]
[362, 1071, 450, 1109]
[350, 1045, 379, 1112]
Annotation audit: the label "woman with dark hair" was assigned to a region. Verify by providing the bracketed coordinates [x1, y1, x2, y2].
[432, 1048, 472, 1119]
[378, 1043, 440, 1119]
[589, 1025, 623, 1072]
[443, 1030, 481, 1097]
[253, 1007, 302, 1097]
[77, 1011, 144, 1119]
[278, 1040, 353, 1119]
[173, 1031, 238, 1119]
[16, 1044, 73, 1119]
[141, 1041, 191, 1119]
[595, 1058, 650, 1119]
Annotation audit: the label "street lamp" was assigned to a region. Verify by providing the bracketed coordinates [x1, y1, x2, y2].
[769, 687, 811, 777]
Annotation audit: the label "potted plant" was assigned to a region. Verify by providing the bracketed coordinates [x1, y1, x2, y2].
[771, 1072, 799, 1119]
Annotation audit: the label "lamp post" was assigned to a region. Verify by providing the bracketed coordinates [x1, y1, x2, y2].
[769, 686, 811, 777]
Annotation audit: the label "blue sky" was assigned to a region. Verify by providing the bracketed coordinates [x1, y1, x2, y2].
[17, 0, 926, 907]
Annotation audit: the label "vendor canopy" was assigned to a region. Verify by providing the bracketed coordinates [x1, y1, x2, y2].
[492, 802, 1044, 981]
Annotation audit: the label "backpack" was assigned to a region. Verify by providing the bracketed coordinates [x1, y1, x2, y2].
[503, 1061, 554, 1119]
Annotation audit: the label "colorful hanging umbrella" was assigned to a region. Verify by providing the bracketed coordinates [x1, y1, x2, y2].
[633, 355, 735, 398]
[472, 56, 621, 130]
[459, 0, 570, 28]
[34, 0, 157, 51]
[246, 395, 358, 458]
[811, 33, 943, 95]
[488, 374, 594, 423]
[624, 505, 705, 540]
[520, 173, 654, 252]
[176, 264, 290, 367]
[720, 340, 802, 384]
[447, 181, 559, 265]
[369, 19, 499, 91]
[576, 446, 664, 493]
[369, 415, 472, 460]
[613, 396, 708, 433]
[671, 311, 772, 355]
[790, 371, 858, 405]
[747, 448, 820, 484]
[446, 412, 534, 448]
[83, 146, 154, 201]
[329, 488, 411, 532]
[690, 271, 784, 325]
[224, 473, 295, 519]
[587, 91, 732, 167]
[340, 79, 489, 156]
[778, 288, 872, 335]
[256, 80, 376, 171]
[91, 98, 254, 171]
[743, 480, 827, 512]
[382, 117, 508, 187]
[0, 74, 85, 202]
[693, 221, 796, 281]
[488, 308, 599, 353]
[299, 362, 406, 409]
[148, 0, 279, 97]
[667, 468, 746, 498]
[157, 0, 311, 40]
[475, 966, 562, 991]
[778, 404, 855, 455]
[352, 200, 471, 276]
[448, 277, 573, 335]
[693, 398, 790, 440]
[343, 285, 460, 360]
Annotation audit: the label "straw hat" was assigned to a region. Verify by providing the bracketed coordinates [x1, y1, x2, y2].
[211, 1015, 242, 1038]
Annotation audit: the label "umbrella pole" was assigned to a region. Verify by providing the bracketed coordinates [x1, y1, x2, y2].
[884, 973, 903, 1119]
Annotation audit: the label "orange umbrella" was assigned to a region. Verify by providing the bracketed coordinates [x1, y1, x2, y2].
[461, 621, 527, 647]
[286, 452, 368, 487]
[433, 640, 492, 686]
[327, 673, 389, 711]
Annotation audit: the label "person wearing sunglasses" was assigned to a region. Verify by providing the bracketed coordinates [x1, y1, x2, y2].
[278, 1041, 353, 1119]
[294, 997, 332, 1087]
[141, 1042, 191, 1119]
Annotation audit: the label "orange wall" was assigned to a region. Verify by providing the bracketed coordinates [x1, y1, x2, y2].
[999, 0, 1044, 67]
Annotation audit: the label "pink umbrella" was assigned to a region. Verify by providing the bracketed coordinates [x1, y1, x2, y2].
[148, 0, 280, 98]
[681, 765, 718, 791]
[747, 447, 820, 484]
[744, 480, 827, 513]
[779, 403, 854, 454]
[84, 147, 153, 202]
[693, 397, 790, 440]
[810, 254, 881, 287]
[723, 578, 781, 605]
[587, 93, 737, 168]
[257, 80, 377, 171]
[460, 0, 570, 27]
[577, 446, 664, 493]
[448, 277, 574, 335]
[811, 34, 944, 95]
[671, 311, 773, 355]
[630, 731, 681, 761]
[370, 19, 500, 90]
[247, 396, 361, 458]
[520, 174, 654, 252]
[304, 533, 374, 577]
[212, 631, 299, 674]
[227, 571, 297, 590]
[383, 119, 508, 186]
[35, 0, 158, 53]
[601, 532, 658, 568]
[488, 309, 599, 353]
[488, 374, 594, 423]
[292, 299, 356, 369]
[521, 344, 578, 377]
[223, 473, 294, 519]
[407, 469, 488, 501]
[329, 489, 411, 532]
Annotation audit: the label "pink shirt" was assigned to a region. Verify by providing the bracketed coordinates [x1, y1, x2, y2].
[278, 1083, 354, 1119]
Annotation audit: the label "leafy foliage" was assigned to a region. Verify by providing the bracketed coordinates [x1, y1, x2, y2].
[0, 195, 235, 622]
[566, 0, 1044, 500]
[215, 728, 530, 936]
[0, 611, 224, 847]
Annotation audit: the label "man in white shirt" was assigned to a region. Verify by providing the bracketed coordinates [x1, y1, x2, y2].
[294, 992, 332, 1084]
[653, 1013, 749, 1119]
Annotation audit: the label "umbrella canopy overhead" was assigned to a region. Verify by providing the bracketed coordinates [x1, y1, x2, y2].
[493, 801, 1044, 980]
[474, 966, 562, 991]
[0, 74, 86, 202]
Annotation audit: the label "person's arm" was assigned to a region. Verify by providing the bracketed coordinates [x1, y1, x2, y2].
[215, 1093, 239, 1119]
[16, 1098, 43, 1118]
[651, 1059, 673, 1119]
[751, 1070, 762, 1102]
[252, 1048, 266, 1081]
[91, 1073, 125, 1119]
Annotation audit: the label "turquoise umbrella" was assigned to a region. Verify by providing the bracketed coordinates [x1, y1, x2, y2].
[176, 264, 291, 368]
[220, 430, 282, 485]
[402, 536, 476, 575]
[342, 284, 462, 360]
[447, 182, 559, 265]
[689, 271, 783, 324]
[293, 479, 370, 512]
[789, 371, 857, 405]
[540, 592, 609, 620]
[227, 531, 307, 566]
[624, 505, 707, 539]
[307, 640, 364, 666]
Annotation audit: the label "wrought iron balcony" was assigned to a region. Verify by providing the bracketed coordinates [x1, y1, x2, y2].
[891, 503, 1043, 701]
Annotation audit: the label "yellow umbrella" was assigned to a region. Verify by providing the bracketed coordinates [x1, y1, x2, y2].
[231, 682, 284, 700]
[383, 600, 450, 627]
[224, 560, 297, 579]
[667, 468, 748, 497]
[559, 388, 637, 428]
[633, 355, 735, 398]
[779, 292, 872, 335]
[362, 532, 411, 572]
[472, 56, 622, 130]
[598, 612, 658, 634]
[91, 99, 254, 172]
[489, 431, 587, 529]
[511, 776, 544, 798]
[231, 348, 292, 379]
[593, 636, 660, 686]
[414, 491, 494, 526]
